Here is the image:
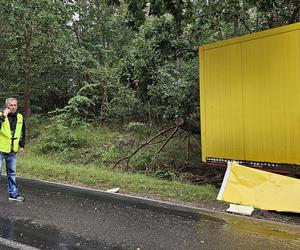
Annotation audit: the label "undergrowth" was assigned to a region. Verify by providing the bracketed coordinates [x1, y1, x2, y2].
[27, 115, 203, 183]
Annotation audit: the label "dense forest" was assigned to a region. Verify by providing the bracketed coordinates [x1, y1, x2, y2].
[0, 0, 300, 180]
[1, 0, 299, 123]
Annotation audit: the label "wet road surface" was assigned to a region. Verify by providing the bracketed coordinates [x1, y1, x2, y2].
[0, 177, 299, 249]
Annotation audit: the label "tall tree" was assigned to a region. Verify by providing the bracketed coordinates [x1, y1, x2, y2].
[0, 0, 81, 116]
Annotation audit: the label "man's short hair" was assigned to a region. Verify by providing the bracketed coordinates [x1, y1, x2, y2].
[5, 98, 18, 106]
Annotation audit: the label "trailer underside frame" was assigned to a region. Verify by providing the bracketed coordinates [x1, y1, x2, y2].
[206, 157, 300, 176]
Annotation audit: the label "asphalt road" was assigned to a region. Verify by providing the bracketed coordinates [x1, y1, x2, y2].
[0, 177, 299, 250]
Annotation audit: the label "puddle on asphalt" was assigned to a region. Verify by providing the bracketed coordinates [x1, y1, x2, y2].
[225, 216, 300, 241]
[219, 216, 300, 249]
[0, 217, 127, 249]
[195, 213, 300, 249]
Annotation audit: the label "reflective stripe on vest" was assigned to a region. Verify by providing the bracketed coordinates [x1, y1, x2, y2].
[0, 113, 23, 153]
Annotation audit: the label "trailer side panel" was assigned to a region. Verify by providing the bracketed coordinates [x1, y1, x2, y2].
[200, 23, 300, 166]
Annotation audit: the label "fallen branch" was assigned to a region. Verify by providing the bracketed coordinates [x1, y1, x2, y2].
[157, 126, 179, 154]
[113, 125, 177, 170]
[113, 116, 200, 171]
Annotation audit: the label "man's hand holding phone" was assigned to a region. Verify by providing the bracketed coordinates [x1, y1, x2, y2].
[3, 108, 11, 116]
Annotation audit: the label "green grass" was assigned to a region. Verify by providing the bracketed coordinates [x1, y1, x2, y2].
[18, 149, 218, 203]
[21, 119, 219, 204]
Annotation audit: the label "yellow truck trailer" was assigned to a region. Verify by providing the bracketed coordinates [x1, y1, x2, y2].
[199, 22, 300, 172]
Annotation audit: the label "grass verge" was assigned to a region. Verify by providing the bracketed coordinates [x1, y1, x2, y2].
[18, 149, 218, 203]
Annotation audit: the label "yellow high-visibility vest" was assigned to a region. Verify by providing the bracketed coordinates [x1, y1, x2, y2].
[0, 112, 23, 153]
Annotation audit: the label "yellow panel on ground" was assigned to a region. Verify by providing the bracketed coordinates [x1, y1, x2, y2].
[200, 44, 244, 161]
[218, 162, 300, 212]
[241, 31, 300, 164]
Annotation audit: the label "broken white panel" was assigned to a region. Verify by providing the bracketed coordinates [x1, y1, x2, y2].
[226, 204, 254, 216]
[106, 188, 120, 193]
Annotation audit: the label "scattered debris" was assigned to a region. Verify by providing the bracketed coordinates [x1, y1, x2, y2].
[218, 161, 300, 213]
[106, 188, 120, 193]
[226, 204, 254, 216]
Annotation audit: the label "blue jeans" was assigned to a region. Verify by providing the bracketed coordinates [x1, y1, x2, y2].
[0, 153, 19, 197]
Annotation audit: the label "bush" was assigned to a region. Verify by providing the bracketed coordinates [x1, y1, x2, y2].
[26, 114, 45, 140]
[30, 117, 202, 184]
[126, 121, 145, 133]
[33, 119, 88, 154]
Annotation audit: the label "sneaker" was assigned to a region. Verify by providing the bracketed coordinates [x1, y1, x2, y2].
[9, 195, 25, 202]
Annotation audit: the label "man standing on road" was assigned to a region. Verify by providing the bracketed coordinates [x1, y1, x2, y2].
[0, 98, 25, 202]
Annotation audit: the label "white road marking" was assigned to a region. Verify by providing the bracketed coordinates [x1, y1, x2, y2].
[0, 236, 40, 250]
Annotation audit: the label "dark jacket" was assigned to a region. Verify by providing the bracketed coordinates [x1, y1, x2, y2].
[0, 109, 26, 149]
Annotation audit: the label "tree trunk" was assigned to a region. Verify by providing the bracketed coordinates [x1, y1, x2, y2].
[24, 25, 32, 117]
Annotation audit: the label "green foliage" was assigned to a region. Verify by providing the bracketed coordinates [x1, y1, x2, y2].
[28, 119, 201, 183]
[125, 121, 152, 138]
[25, 114, 45, 140]
[1, 0, 299, 124]
[126, 121, 146, 133]
[55, 63, 143, 123]
[56, 95, 96, 122]
[0, 0, 89, 113]
[128, 133, 201, 182]
[1, 1, 300, 180]
[131, 149, 155, 169]
[33, 119, 89, 154]
[109, 86, 143, 121]
[148, 59, 199, 120]
[68, 95, 95, 114]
